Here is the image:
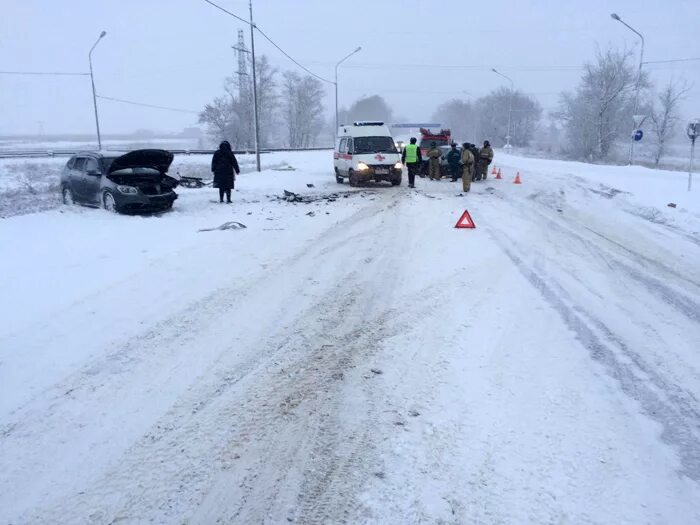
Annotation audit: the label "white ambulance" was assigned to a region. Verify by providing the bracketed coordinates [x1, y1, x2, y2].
[334, 121, 403, 186]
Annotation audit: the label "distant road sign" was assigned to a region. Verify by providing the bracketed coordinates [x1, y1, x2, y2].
[633, 129, 644, 141]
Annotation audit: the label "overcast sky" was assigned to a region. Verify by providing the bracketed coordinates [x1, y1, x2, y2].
[1, 0, 699, 135]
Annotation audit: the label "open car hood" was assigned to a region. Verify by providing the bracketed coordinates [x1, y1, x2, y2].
[107, 149, 174, 174]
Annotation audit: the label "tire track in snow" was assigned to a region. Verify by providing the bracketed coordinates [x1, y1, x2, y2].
[488, 228, 700, 483]
[11, 192, 449, 524]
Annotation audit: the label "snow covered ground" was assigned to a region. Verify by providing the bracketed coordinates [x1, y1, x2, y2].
[1, 150, 699, 524]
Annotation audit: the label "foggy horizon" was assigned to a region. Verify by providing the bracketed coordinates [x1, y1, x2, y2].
[2, 0, 699, 136]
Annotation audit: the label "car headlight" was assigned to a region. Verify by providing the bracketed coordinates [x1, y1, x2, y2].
[357, 162, 369, 171]
[116, 185, 138, 194]
[394, 162, 403, 170]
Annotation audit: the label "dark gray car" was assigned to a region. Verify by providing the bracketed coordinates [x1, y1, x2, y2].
[60, 149, 178, 213]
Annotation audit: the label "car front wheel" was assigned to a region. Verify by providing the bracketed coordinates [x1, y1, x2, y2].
[62, 186, 75, 205]
[103, 191, 118, 213]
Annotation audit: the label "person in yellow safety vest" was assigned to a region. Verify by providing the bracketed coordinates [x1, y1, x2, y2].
[460, 142, 474, 193]
[427, 141, 442, 180]
[401, 137, 422, 188]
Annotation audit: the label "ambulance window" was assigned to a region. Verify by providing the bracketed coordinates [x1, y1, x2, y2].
[339, 138, 346, 153]
[346, 138, 353, 154]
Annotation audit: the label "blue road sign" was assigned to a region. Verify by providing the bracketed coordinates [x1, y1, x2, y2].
[634, 129, 644, 141]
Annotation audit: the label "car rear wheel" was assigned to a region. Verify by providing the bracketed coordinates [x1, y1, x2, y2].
[103, 191, 118, 213]
[335, 168, 343, 184]
[62, 186, 75, 205]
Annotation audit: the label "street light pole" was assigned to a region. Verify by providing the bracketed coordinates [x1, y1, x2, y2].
[492, 68, 514, 148]
[88, 31, 106, 150]
[249, 0, 261, 172]
[334, 46, 362, 132]
[611, 13, 645, 165]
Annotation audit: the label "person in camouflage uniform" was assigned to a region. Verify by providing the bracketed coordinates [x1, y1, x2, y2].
[470, 143, 481, 181]
[427, 142, 442, 180]
[460, 142, 474, 193]
[477, 140, 494, 181]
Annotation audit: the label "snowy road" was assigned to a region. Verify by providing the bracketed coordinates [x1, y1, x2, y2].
[1, 151, 699, 523]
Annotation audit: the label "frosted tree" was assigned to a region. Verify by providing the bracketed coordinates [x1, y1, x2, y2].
[199, 54, 278, 148]
[649, 79, 690, 165]
[431, 99, 477, 143]
[556, 46, 648, 160]
[474, 88, 542, 147]
[282, 72, 325, 148]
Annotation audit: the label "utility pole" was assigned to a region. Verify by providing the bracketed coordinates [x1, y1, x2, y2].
[249, 0, 261, 172]
[88, 31, 107, 150]
[688, 120, 699, 192]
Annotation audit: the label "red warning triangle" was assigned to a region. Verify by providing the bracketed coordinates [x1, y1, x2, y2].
[455, 210, 476, 229]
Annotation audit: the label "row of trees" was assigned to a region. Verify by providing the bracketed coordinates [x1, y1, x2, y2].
[555, 46, 690, 164]
[432, 89, 542, 147]
[200, 46, 689, 165]
[199, 55, 325, 149]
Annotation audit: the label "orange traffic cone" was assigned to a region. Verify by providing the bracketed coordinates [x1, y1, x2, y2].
[496, 168, 502, 180]
[491, 165, 498, 175]
[513, 172, 522, 184]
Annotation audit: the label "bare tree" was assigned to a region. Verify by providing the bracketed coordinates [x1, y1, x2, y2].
[649, 79, 690, 165]
[432, 99, 476, 142]
[343, 95, 393, 123]
[281, 72, 325, 148]
[474, 88, 542, 147]
[199, 54, 278, 149]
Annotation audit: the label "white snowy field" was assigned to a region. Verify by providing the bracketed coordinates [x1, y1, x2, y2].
[0, 150, 699, 524]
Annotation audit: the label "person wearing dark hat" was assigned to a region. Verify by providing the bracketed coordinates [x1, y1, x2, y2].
[477, 140, 494, 181]
[426, 141, 442, 180]
[401, 137, 422, 188]
[211, 141, 240, 203]
[446, 143, 462, 182]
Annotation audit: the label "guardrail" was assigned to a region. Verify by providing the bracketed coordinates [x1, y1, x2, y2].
[0, 147, 333, 160]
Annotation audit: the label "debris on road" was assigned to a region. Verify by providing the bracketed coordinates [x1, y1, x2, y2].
[198, 221, 247, 232]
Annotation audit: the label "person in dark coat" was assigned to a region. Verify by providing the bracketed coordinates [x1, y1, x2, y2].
[446, 143, 462, 181]
[211, 141, 240, 203]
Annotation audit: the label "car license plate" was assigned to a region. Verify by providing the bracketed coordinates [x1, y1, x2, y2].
[375, 168, 388, 174]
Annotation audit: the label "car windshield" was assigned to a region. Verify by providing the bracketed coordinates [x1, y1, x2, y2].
[352, 136, 397, 154]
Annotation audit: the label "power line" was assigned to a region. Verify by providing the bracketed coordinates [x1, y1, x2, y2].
[644, 57, 700, 64]
[202, 0, 333, 84]
[0, 71, 89, 76]
[253, 26, 333, 84]
[97, 95, 199, 114]
[202, 0, 250, 26]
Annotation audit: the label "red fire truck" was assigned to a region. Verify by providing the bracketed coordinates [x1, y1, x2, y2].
[419, 127, 451, 174]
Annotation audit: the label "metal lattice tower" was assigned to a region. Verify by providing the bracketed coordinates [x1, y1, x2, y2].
[232, 29, 250, 99]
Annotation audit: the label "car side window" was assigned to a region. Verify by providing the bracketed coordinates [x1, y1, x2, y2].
[66, 157, 75, 169]
[73, 157, 87, 171]
[346, 138, 353, 154]
[85, 158, 99, 173]
[339, 138, 346, 154]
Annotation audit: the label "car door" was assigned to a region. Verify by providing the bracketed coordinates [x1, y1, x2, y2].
[70, 157, 87, 201]
[82, 157, 103, 205]
[345, 138, 354, 174]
